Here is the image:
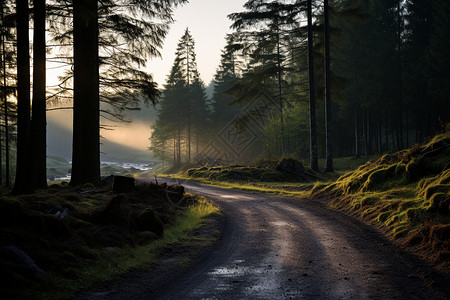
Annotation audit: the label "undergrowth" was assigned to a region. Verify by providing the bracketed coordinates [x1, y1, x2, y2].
[311, 131, 450, 272]
[0, 184, 219, 300]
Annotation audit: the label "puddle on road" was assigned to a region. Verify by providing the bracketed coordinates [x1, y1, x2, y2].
[189, 253, 304, 299]
[220, 194, 257, 201]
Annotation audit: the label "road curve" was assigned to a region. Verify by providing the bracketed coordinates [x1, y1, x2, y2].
[153, 179, 448, 300]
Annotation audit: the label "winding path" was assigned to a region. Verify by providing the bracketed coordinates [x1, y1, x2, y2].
[78, 180, 449, 299]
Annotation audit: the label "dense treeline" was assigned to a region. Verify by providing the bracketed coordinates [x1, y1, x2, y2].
[0, 0, 186, 193]
[150, 0, 450, 170]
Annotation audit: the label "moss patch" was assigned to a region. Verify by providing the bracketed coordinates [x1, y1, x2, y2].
[312, 131, 450, 273]
[0, 182, 219, 299]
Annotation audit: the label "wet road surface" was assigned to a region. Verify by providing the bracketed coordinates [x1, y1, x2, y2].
[77, 180, 449, 299]
[153, 180, 446, 299]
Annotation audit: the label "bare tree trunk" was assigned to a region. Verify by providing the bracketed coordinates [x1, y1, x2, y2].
[31, 0, 47, 189]
[71, 0, 100, 186]
[396, 0, 403, 149]
[13, 0, 32, 194]
[1, 6, 10, 186]
[276, 22, 286, 156]
[324, 0, 333, 172]
[354, 110, 359, 157]
[307, 0, 318, 170]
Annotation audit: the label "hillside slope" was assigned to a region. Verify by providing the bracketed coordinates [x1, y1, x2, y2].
[312, 132, 450, 273]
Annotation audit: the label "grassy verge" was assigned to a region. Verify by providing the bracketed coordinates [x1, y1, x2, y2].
[1, 185, 219, 300]
[311, 132, 450, 272]
[157, 173, 317, 199]
[45, 196, 219, 300]
[155, 135, 449, 273]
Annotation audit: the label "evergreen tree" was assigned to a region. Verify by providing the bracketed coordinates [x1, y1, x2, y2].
[12, 0, 31, 194]
[229, 0, 304, 156]
[30, 0, 47, 189]
[211, 37, 241, 132]
[0, 0, 14, 187]
[70, 0, 100, 186]
[323, 0, 333, 172]
[307, 0, 318, 171]
[151, 28, 209, 167]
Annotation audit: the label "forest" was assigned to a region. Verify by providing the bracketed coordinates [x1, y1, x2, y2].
[0, 1, 449, 298]
[150, 0, 450, 172]
[0, 1, 448, 188]
[0, 0, 188, 194]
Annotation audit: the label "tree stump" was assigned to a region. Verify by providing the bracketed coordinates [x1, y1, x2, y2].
[112, 175, 135, 193]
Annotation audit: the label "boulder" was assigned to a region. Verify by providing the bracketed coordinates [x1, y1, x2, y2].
[275, 158, 305, 176]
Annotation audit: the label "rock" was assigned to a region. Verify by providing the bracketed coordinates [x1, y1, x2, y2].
[275, 158, 305, 176]
[0, 245, 45, 281]
[167, 184, 185, 203]
[48, 206, 70, 220]
[136, 208, 164, 237]
[113, 175, 135, 193]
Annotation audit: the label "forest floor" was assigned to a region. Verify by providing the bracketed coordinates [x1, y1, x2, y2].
[0, 180, 219, 299]
[2, 133, 448, 299]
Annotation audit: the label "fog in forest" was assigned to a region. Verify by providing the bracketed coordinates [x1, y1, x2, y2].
[47, 106, 157, 163]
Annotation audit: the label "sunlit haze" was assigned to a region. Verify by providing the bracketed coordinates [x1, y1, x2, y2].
[145, 0, 245, 87]
[47, 0, 245, 160]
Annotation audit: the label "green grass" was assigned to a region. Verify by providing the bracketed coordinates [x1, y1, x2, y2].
[35, 196, 218, 299]
[160, 173, 316, 199]
[2, 187, 220, 300]
[311, 132, 450, 270]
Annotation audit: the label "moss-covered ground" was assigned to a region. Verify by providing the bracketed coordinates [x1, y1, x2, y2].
[167, 133, 449, 274]
[0, 182, 219, 299]
[311, 132, 449, 272]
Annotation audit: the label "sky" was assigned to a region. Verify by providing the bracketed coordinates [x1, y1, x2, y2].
[48, 0, 247, 159]
[145, 0, 245, 87]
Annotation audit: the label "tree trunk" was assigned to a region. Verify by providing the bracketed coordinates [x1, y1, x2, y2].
[307, 0, 318, 170]
[354, 110, 359, 157]
[12, 0, 32, 194]
[363, 110, 368, 156]
[276, 23, 286, 156]
[396, 0, 403, 149]
[1, 7, 10, 187]
[31, 0, 47, 189]
[324, 0, 333, 172]
[71, 0, 100, 186]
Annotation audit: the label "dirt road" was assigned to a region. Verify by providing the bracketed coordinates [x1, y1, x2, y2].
[78, 180, 449, 299]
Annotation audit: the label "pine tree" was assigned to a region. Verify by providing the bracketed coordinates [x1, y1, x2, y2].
[229, 0, 304, 156]
[151, 28, 209, 167]
[307, 0, 319, 171]
[30, 0, 47, 189]
[323, 0, 333, 172]
[12, 0, 31, 194]
[70, 0, 100, 186]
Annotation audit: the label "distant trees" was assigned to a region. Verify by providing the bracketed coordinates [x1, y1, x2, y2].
[306, 0, 318, 171]
[0, 0, 15, 187]
[147, 0, 449, 172]
[151, 28, 209, 166]
[229, 1, 305, 156]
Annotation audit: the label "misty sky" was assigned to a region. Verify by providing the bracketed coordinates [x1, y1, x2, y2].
[47, 0, 246, 160]
[145, 0, 245, 87]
